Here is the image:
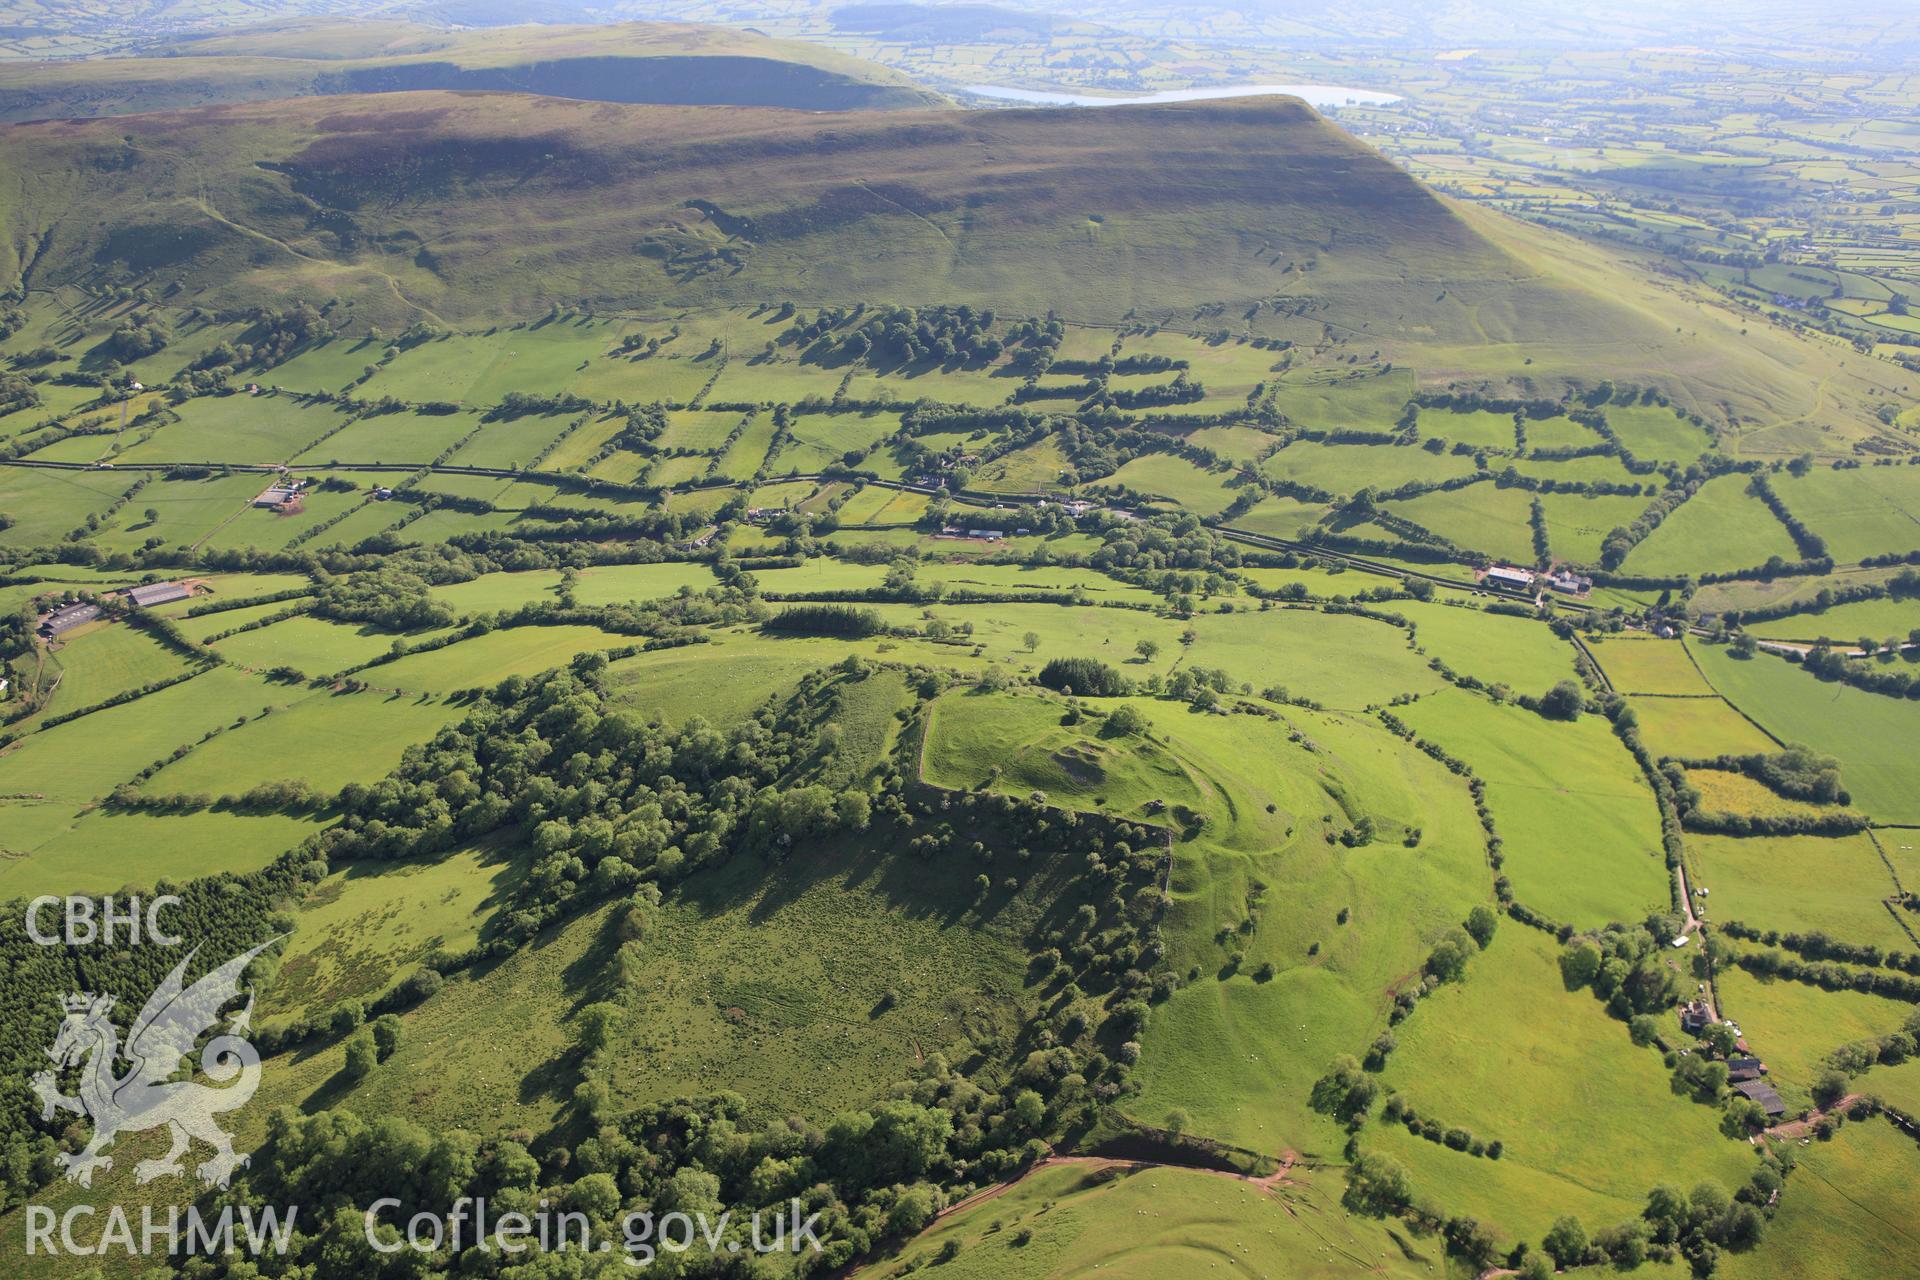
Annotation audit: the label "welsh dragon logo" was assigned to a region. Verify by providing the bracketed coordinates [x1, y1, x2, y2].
[30, 938, 278, 1188]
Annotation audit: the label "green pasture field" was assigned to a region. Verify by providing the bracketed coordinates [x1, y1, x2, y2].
[368, 624, 637, 692]
[212, 613, 426, 675]
[1588, 634, 1715, 695]
[1857, 1057, 1920, 1117]
[574, 561, 723, 606]
[264, 841, 526, 1029]
[1353, 550, 1481, 586]
[425, 568, 565, 613]
[1183, 423, 1278, 462]
[1722, 1118, 1920, 1280]
[1621, 474, 1799, 577]
[1233, 562, 1375, 596]
[1690, 638, 1920, 823]
[32, 621, 184, 724]
[1, 563, 142, 585]
[411, 472, 520, 504]
[118, 393, 353, 464]
[1224, 494, 1333, 537]
[6, 807, 322, 896]
[1418, 406, 1518, 449]
[1603, 403, 1716, 463]
[914, 561, 1157, 604]
[1536, 491, 1657, 564]
[580, 448, 650, 484]
[832, 483, 929, 525]
[904, 600, 1441, 709]
[0, 386, 101, 444]
[1520, 414, 1605, 449]
[705, 354, 845, 405]
[1373, 926, 1758, 1247]
[443, 412, 577, 470]
[0, 466, 136, 546]
[567, 350, 715, 404]
[256, 335, 392, 393]
[397, 507, 525, 543]
[780, 411, 899, 471]
[853, 1160, 1443, 1280]
[1398, 688, 1670, 928]
[602, 634, 874, 726]
[356, 321, 615, 406]
[646, 454, 706, 486]
[497, 479, 654, 514]
[668, 491, 741, 521]
[144, 687, 461, 797]
[89, 471, 265, 552]
[747, 477, 821, 509]
[850, 363, 1020, 408]
[20, 430, 117, 464]
[1262, 439, 1477, 493]
[1262, 365, 1414, 433]
[888, 595, 1163, 666]
[1771, 465, 1920, 563]
[0, 664, 283, 832]
[1397, 599, 1579, 692]
[716, 412, 778, 480]
[1746, 595, 1920, 643]
[1122, 332, 1287, 399]
[1625, 694, 1778, 758]
[538, 414, 624, 470]
[1388, 481, 1536, 563]
[1715, 965, 1915, 1107]
[1103, 454, 1238, 515]
[748, 559, 888, 594]
[1508, 451, 1639, 484]
[1690, 832, 1907, 952]
[307, 501, 409, 550]
[293, 409, 483, 465]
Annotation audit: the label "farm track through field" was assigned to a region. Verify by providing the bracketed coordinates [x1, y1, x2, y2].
[923, 1150, 1302, 1230]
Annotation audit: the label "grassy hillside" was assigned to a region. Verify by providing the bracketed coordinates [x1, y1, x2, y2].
[852, 1158, 1444, 1279]
[0, 20, 947, 120]
[0, 91, 1486, 327]
[0, 87, 1890, 438]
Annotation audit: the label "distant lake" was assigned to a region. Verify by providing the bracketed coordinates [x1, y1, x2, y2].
[963, 83, 1402, 109]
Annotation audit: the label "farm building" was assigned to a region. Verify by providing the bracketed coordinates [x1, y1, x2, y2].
[1482, 565, 1536, 594]
[1732, 1078, 1787, 1118]
[120, 581, 191, 608]
[1726, 1057, 1766, 1083]
[37, 602, 100, 636]
[255, 480, 308, 510]
[1547, 569, 1593, 596]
